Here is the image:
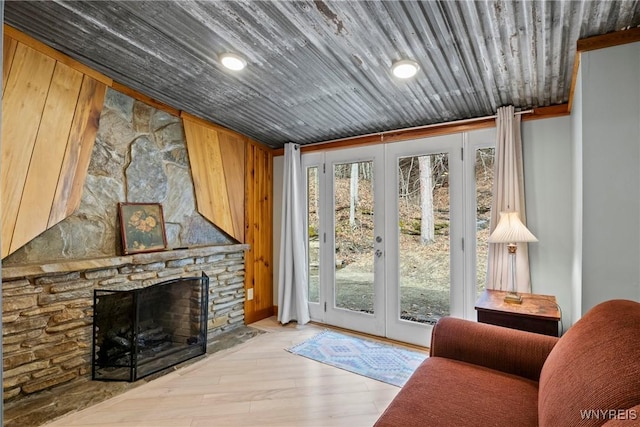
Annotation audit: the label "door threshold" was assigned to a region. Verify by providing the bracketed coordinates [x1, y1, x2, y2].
[309, 320, 430, 353]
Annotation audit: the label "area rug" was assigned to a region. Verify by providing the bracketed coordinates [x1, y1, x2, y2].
[286, 330, 427, 387]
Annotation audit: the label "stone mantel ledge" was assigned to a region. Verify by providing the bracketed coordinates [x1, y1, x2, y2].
[2, 244, 250, 280]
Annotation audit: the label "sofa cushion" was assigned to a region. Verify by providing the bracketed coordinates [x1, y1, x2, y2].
[539, 299, 640, 426]
[374, 357, 539, 427]
[430, 316, 558, 381]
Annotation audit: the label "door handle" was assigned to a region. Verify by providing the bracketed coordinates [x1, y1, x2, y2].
[375, 249, 383, 258]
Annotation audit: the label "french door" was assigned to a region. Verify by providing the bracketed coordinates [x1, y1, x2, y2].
[304, 130, 495, 346]
[384, 135, 463, 345]
[306, 146, 386, 336]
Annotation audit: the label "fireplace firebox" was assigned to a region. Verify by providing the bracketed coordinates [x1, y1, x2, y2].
[92, 273, 209, 381]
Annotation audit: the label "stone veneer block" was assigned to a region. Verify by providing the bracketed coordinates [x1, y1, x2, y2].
[2, 244, 248, 401]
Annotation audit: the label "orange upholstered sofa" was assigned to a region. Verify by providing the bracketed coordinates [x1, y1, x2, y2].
[375, 299, 640, 426]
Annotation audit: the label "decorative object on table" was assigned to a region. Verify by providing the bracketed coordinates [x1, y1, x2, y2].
[287, 330, 427, 387]
[488, 211, 538, 304]
[118, 203, 168, 255]
[475, 289, 561, 336]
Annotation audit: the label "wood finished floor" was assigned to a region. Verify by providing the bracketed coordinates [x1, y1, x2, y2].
[43, 317, 408, 427]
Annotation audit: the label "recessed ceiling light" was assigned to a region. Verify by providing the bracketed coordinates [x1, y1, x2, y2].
[219, 53, 247, 71]
[391, 59, 420, 79]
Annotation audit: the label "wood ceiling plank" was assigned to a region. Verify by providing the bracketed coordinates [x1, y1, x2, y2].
[10, 62, 84, 254]
[1, 43, 56, 258]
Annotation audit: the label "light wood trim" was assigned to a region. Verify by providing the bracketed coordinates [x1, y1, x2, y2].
[1, 44, 56, 257]
[273, 104, 570, 156]
[11, 63, 84, 253]
[525, 104, 570, 120]
[6, 26, 184, 119]
[568, 53, 581, 113]
[4, 24, 113, 86]
[569, 27, 640, 112]
[577, 26, 640, 53]
[180, 111, 249, 138]
[183, 118, 237, 239]
[272, 118, 494, 156]
[112, 81, 180, 117]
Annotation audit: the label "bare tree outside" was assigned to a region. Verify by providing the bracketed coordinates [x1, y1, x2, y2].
[418, 156, 434, 245]
[349, 163, 358, 228]
[304, 148, 494, 323]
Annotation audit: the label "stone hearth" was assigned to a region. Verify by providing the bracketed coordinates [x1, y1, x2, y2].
[3, 325, 264, 427]
[2, 244, 248, 402]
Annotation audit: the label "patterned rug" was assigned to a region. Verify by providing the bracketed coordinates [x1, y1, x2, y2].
[286, 330, 428, 387]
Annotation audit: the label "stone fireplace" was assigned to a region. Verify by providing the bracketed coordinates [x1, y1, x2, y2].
[92, 273, 209, 382]
[2, 88, 250, 402]
[2, 244, 247, 400]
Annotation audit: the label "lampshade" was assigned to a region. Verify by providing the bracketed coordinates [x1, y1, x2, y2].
[488, 211, 538, 243]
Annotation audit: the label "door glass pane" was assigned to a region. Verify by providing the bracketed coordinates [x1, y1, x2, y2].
[475, 148, 494, 297]
[334, 161, 374, 314]
[397, 154, 450, 324]
[307, 166, 320, 303]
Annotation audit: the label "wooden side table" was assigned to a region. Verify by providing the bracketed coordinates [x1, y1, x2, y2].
[475, 289, 561, 337]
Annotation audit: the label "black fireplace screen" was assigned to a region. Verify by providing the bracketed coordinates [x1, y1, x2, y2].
[92, 273, 209, 381]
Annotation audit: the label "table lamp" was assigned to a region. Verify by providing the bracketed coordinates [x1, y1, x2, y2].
[488, 211, 538, 304]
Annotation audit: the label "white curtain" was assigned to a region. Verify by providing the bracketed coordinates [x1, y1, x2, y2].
[486, 106, 532, 293]
[278, 143, 310, 325]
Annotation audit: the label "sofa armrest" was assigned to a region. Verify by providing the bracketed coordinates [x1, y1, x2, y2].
[430, 316, 559, 381]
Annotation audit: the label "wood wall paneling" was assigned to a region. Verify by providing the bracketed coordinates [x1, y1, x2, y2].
[60, 77, 107, 220]
[218, 132, 246, 241]
[2, 34, 18, 98]
[10, 63, 84, 253]
[4, 24, 112, 87]
[3, 27, 276, 326]
[2, 32, 107, 258]
[244, 140, 274, 324]
[183, 115, 273, 324]
[183, 118, 237, 240]
[245, 142, 257, 323]
[1, 43, 56, 257]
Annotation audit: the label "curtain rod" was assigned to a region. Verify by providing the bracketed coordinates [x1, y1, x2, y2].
[304, 108, 535, 147]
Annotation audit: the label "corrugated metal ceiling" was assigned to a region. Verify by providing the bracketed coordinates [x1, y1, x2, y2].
[5, 1, 640, 148]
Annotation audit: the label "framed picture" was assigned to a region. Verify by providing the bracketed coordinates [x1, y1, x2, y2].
[118, 203, 168, 255]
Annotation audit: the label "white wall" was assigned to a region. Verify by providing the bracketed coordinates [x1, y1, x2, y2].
[579, 42, 640, 313]
[272, 120, 576, 323]
[522, 116, 574, 327]
[571, 66, 584, 324]
[272, 41, 640, 329]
